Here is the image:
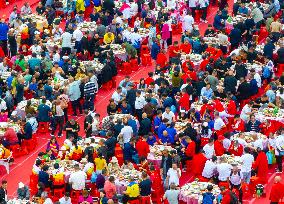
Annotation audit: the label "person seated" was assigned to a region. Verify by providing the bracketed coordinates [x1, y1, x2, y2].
[38, 165, 51, 188]
[246, 115, 261, 132]
[78, 189, 93, 204]
[46, 137, 59, 159]
[180, 39, 192, 54]
[122, 176, 140, 203]
[2, 127, 19, 148]
[231, 114, 245, 133]
[17, 182, 30, 200]
[204, 24, 215, 37]
[237, 3, 249, 16]
[228, 140, 243, 156]
[51, 163, 65, 188]
[202, 156, 217, 180]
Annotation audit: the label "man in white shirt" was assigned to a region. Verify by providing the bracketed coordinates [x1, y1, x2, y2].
[240, 101, 254, 122]
[240, 147, 254, 183]
[214, 112, 226, 131]
[203, 139, 215, 159]
[61, 31, 73, 55]
[73, 25, 83, 53]
[166, 163, 181, 187]
[182, 13, 194, 32]
[111, 87, 123, 105]
[251, 69, 262, 88]
[162, 107, 175, 123]
[217, 157, 233, 181]
[69, 164, 87, 190]
[167, 0, 176, 9]
[202, 156, 217, 179]
[135, 90, 146, 121]
[119, 121, 133, 144]
[275, 131, 284, 172]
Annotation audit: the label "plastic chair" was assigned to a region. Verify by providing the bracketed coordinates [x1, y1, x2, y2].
[128, 200, 140, 204]
[37, 122, 49, 133]
[22, 139, 36, 153]
[141, 54, 152, 66]
[219, 181, 230, 189]
[141, 196, 151, 204]
[53, 188, 65, 199]
[186, 160, 193, 173]
[30, 174, 39, 195]
[130, 59, 139, 71]
[140, 45, 150, 55]
[151, 190, 162, 204]
[122, 62, 132, 75]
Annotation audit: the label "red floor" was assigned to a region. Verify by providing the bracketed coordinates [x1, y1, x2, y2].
[0, 0, 282, 203]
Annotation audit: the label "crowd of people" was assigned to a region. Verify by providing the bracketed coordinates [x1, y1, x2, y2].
[0, 0, 283, 203]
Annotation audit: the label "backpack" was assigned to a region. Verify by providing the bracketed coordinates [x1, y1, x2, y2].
[91, 172, 98, 183]
[229, 191, 239, 204]
[262, 66, 271, 79]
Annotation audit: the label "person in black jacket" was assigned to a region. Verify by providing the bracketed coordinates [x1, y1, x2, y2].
[160, 149, 173, 180]
[126, 84, 137, 110]
[237, 77, 252, 101]
[105, 131, 116, 161]
[138, 113, 151, 136]
[0, 180, 7, 203]
[224, 70, 238, 94]
[235, 60, 248, 80]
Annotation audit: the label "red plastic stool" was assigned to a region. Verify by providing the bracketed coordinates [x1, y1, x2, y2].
[30, 174, 39, 195]
[122, 62, 132, 75]
[141, 54, 152, 66]
[151, 190, 162, 204]
[186, 160, 193, 173]
[130, 59, 139, 71]
[141, 196, 151, 204]
[128, 199, 140, 204]
[37, 122, 49, 133]
[22, 139, 36, 153]
[71, 189, 81, 201]
[8, 144, 22, 158]
[53, 188, 65, 199]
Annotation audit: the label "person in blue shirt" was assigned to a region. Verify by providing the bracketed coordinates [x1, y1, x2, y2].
[157, 119, 168, 140]
[29, 77, 38, 94]
[123, 138, 138, 163]
[28, 53, 41, 74]
[153, 110, 162, 134]
[44, 80, 53, 100]
[120, 100, 133, 114]
[151, 38, 160, 60]
[37, 98, 51, 122]
[200, 83, 213, 100]
[0, 18, 9, 55]
[127, 116, 138, 136]
[38, 165, 50, 188]
[162, 94, 174, 109]
[213, 10, 225, 30]
[237, 3, 249, 16]
[263, 38, 275, 60]
[147, 133, 157, 146]
[17, 120, 33, 145]
[166, 122, 177, 144]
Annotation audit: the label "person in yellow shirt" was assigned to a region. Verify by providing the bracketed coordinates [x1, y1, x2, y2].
[94, 153, 107, 174]
[122, 176, 140, 203]
[76, 0, 85, 12]
[103, 32, 115, 45]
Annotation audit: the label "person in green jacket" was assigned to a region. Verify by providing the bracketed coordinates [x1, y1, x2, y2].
[123, 42, 137, 59]
[15, 54, 26, 71]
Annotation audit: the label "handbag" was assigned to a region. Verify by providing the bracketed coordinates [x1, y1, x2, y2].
[266, 151, 273, 164]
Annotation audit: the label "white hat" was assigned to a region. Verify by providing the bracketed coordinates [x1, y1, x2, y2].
[44, 29, 50, 34]
[34, 31, 40, 35]
[180, 109, 186, 113]
[18, 182, 25, 188]
[203, 122, 208, 127]
[81, 158, 88, 163]
[62, 56, 69, 60]
[11, 111, 17, 116]
[110, 157, 118, 163]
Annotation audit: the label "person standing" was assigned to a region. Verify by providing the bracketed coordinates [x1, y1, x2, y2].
[67, 77, 82, 116]
[0, 180, 7, 203]
[51, 99, 65, 138]
[275, 130, 284, 173]
[84, 76, 97, 111]
[61, 31, 73, 56]
[0, 18, 9, 56]
[269, 176, 284, 204]
[240, 147, 254, 183]
[73, 24, 83, 53]
[69, 164, 87, 191]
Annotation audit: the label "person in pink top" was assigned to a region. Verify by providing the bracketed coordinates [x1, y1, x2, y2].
[0, 111, 8, 122]
[104, 176, 117, 199]
[78, 189, 93, 204]
[3, 127, 18, 147]
[161, 21, 170, 50]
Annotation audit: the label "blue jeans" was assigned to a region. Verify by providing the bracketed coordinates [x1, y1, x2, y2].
[242, 171, 251, 183]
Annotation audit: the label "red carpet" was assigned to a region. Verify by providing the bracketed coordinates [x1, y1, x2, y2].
[0, 1, 282, 203]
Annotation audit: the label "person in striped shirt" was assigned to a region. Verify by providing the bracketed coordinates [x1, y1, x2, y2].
[84, 76, 97, 111]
